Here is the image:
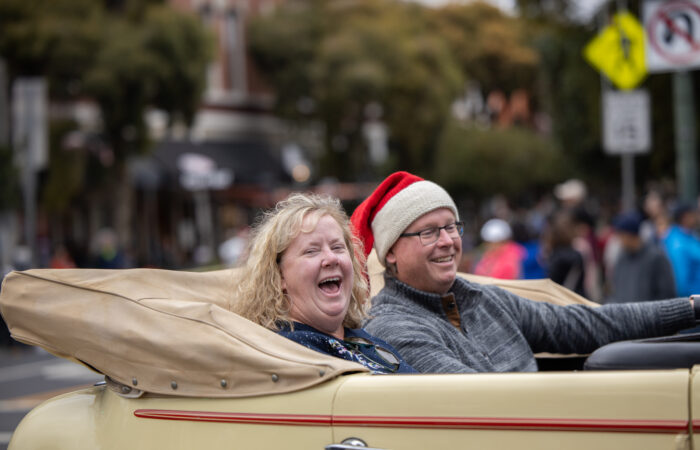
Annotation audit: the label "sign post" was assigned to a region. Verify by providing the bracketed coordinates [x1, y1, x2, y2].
[584, 11, 649, 211]
[644, 0, 700, 202]
[602, 90, 652, 211]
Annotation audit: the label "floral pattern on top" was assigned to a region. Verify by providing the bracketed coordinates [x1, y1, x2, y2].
[277, 322, 416, 374]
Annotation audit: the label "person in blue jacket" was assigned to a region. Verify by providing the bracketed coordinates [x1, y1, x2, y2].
[663, 202, 700, 297]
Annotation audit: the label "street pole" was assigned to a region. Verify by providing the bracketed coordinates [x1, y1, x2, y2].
[12, 78, 47, 268]
[0, 60, 8, 146]
[0, 59, 10, 273]
[621, 153, 635, 212]
[673, 71, 698, 203]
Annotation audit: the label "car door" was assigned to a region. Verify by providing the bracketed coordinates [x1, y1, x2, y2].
[10, 377, 345, 450]
[100, 379, 344, 450]
[331, 370, 692, 450]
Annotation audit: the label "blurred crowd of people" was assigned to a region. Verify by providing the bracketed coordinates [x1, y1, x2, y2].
[462, 179, 700, 304]
[6, 178, 700, 309]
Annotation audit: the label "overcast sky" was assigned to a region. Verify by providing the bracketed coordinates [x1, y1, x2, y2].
[416, 0, 609, 23]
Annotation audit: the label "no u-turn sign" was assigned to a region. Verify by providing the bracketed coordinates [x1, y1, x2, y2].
[644, 0, 700, 72]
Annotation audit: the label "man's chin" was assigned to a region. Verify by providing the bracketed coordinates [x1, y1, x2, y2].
[431, 272, 457, 292]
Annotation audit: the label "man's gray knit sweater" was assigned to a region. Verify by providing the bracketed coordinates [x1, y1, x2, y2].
[363, 274, 696, 373]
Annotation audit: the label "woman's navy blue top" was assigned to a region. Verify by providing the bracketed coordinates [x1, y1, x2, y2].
[278, 322, 416, 374]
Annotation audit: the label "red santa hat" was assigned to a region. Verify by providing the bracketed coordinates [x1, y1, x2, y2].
[350, 171, 458, 265]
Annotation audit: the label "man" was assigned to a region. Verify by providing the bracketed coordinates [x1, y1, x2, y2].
[607, 211, 676, 303]
[662, 203, 700, 297]
[351, 172, 699, 373]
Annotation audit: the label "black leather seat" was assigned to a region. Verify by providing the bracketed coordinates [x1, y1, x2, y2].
[584, 332, 700, 370]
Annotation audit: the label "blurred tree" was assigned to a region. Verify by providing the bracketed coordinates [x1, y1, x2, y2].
[42, 120, 86, 214]
[0, 0, 212, 250]
[0, 0, 102, 97]
[427, 1, 539, 95]
[0, 145, 18, 210]
[434, 120, 568, 199]
[249, 0, 462, 179]
[83, 4, 212, 245]
[144, 6, 213, 128]
[530, 23, 610, 182]
[515, 0, 576, 22]
[83, 4, 212, 164]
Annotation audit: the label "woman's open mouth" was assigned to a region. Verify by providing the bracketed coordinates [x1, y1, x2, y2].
[318, 277, 342, 294]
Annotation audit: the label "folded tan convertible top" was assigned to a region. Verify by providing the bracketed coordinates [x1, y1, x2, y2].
[0, 251, 594, 398]
[0, 268, 368, 398]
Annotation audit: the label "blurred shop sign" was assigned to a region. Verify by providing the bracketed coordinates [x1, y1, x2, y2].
[178, 152, 233, 191]
[584, 12, 647, 90]
[603, 90, 651, 154]
[644, 0, 700, 72]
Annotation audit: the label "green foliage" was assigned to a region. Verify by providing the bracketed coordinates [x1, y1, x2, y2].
[0, 0, 213, 208]
[433, 121, 569, 198]
[83, 18, 159, 158]
[515, 0, 576, 22]
[248, 0, 324, 118]
[41, 120, 86, 213]
[0, 0, 102, 97]
[427, 1, 539, 94]
[144, 6, 214, 126]
[527, 21, 612, 181]
[83, 7, 212, 161]
[248, 0, 463, 179]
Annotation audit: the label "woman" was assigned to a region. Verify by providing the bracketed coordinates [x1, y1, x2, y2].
[233, 193, 415, 374]
[473, 218, 526, 280]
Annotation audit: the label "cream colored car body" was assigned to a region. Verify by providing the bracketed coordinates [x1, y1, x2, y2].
[3, 258, 697, 450]
[11, 368, 699, 450]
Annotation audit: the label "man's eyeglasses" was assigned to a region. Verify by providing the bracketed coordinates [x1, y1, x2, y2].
[343, 336, 401, 373]
[399, 222, 464, 246]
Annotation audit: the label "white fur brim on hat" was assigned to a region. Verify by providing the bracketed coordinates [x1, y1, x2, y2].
[371, 180, 458, 265]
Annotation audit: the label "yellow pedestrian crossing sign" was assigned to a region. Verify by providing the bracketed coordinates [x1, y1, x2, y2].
[584, 12, 648, 90]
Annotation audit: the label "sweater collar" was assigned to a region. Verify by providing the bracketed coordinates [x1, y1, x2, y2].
[382, 272, 477, 312]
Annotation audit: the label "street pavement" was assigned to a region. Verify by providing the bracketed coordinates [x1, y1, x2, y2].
[0, 344, 103, 449]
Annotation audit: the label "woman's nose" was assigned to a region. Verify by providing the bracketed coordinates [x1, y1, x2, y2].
[321, 248, 339, 266]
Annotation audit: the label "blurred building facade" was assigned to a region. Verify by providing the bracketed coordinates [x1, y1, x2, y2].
[3, 0, 323, 272]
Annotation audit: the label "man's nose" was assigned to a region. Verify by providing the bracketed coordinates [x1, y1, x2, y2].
[436, 228, 454, 246]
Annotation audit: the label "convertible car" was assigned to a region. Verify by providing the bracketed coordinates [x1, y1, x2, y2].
[1, 254, 700, 450]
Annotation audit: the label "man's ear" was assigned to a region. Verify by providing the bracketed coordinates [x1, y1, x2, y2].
[385, 248, 397, 266]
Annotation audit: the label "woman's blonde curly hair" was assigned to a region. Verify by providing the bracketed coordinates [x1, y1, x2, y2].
[232, 192, 369, 331]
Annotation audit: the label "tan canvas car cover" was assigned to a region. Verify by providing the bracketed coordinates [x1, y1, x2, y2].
[0, 252, 594, 398]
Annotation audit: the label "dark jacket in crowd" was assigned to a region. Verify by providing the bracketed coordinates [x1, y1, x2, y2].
[547, 247, 585, 297]
[608, 242, 676, 303]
